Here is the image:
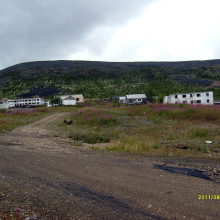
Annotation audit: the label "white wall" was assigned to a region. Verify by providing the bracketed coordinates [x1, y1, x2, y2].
[164, 92, 213, 105]
[0, 99, 9, 109]
[62, 99, 76, 105]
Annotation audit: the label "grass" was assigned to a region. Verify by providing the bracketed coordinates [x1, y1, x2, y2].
[3, 102, 220, 157]
[0, 108, 51, 132]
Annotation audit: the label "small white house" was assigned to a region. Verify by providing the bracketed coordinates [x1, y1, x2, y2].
[163, 91, 214, 105]
[119, 96, 126, 104]
[60, 94, 84, 103]
[0, 98, 9, 109]
[61, 96, 76, 106]
[125, 94, 147, 104]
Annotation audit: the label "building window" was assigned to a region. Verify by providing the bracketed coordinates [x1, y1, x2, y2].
[190, 94, 193, 97]
[190, 101, 193, 104]
[182, 94, 186, 98]
[197, 94, 201, 97]
[197, 100, 201, 104]
[175, 95, 177, 99]
[137, 99, 141, 101]
[37, 102, 39, 104]
[207, 99, 210, 103]
[206, 93, 209, 96]
[76, 98, 79, 101]
[182, 101, 187, 103]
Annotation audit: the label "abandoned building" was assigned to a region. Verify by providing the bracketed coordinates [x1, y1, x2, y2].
[59, 94, 84, 103]
[163, 91, 214, 105]
[0, 98, 9, 109]
[61, 96, 76, 106]
[125, 94, 147, 104]
[15, 97, 44, 107]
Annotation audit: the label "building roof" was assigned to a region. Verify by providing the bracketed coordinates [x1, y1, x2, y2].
[63, 96, 76, 100]
[126, 94, 146, 99]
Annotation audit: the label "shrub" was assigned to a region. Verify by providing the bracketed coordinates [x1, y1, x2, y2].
[68, 130, 110, 144]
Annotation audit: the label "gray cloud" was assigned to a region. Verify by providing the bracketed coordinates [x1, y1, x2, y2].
[0, 0, 154, 69]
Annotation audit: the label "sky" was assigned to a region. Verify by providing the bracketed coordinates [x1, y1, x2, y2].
[1, 0, 220, 70]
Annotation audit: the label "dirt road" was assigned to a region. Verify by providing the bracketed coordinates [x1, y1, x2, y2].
[0, 113, 220, 219]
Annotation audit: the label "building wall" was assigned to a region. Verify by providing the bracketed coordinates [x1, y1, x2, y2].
[0, 99, 9, 109]
[60, 94, 84, 103]
[15, 98, 44, 106]
[62, 99, 76, 105]
[164, 92, 213, 105]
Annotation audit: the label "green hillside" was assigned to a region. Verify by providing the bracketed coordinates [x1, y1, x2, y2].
[0, 60, 220, 100]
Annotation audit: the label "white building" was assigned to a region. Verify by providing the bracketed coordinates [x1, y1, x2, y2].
[163, 91, 214, 105]
[119, 96, 126, 104]
[15, 97, 44, 107]
[125, 94, 147, 104]
[8, 99, 15, 108]
[61, 96, 76, 106]
[0, 98, 9, 109]
[59, 94, 84, 103]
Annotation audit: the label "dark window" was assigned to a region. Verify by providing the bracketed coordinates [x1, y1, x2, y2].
[175, 95, 177, 99]
[190, 101, 193, 104]
[206, 93, 209, 96]
[182, 94, 186, 98]
[197, 100, 201, 103]
[197, 94, 201, 97]
[190, 94, 193, 97]
[76, 98, 79, 101]
[183, 101, 187, 103]
[207, 99, 209, 103]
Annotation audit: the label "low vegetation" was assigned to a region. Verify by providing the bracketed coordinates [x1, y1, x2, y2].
[1, 102, 220, 157]
[0, 108, 50, 132]
[45, 102, 220, 157]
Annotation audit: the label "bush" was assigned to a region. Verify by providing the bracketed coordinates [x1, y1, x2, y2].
[68, 130, 110, 144]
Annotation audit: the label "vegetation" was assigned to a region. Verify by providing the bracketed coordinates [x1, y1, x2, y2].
[0, 108, 50, 132]
[45, 102, 220, 157]
[1, 60, 220, 100]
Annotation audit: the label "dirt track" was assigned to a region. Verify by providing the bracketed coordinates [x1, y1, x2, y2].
[0, 113, 220, 219]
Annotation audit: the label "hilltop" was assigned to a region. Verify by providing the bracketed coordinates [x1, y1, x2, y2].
[0, 59, 220, 99]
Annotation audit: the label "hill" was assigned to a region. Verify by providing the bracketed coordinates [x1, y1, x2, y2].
[1, 59, 220, 99]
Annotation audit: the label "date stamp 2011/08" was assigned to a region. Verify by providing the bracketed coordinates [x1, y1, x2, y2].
[198, 195, 220, 200]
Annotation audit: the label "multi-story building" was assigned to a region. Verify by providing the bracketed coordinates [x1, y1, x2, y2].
[15, 97, 44, 107]
[163, 91, 213, 105]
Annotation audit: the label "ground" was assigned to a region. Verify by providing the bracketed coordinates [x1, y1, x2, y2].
[0, 113, 220, 219]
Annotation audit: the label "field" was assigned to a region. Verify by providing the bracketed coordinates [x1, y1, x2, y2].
[1, 102, 220, 157]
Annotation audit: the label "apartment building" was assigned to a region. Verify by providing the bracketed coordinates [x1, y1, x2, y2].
[163, 91, 213, 105]
[15, 97, 44, 107]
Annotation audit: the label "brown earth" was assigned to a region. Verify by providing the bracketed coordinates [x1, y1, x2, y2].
[0, 113, 220, 220]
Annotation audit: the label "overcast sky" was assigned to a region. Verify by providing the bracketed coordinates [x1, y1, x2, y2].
[1, 0, 220, 70]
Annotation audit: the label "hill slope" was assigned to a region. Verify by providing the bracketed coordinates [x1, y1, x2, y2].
[0, 59, 220, 99]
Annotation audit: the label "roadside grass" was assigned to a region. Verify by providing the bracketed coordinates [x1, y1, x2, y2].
[0, 108, 51, 132]
[5, 103, 220, 157]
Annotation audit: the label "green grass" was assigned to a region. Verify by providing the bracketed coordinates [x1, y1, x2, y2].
[3, 103, 220, 157]
[0, 108, 51, 132]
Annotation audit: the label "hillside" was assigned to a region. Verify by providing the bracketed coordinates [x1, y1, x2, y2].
[1, 59, 220, 99]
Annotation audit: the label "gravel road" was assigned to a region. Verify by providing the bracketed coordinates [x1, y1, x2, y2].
[0, 113, 220, 219]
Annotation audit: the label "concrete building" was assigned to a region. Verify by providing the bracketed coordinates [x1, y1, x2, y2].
[125, 94, 147, 104]
[60, 94, 84, 103]
[8, 99, 15, 108]
[61, 96, 76, 106]
[15, 97, 44, 107]
[163, 91, 214, 105]
[0, 98, 9, 109]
